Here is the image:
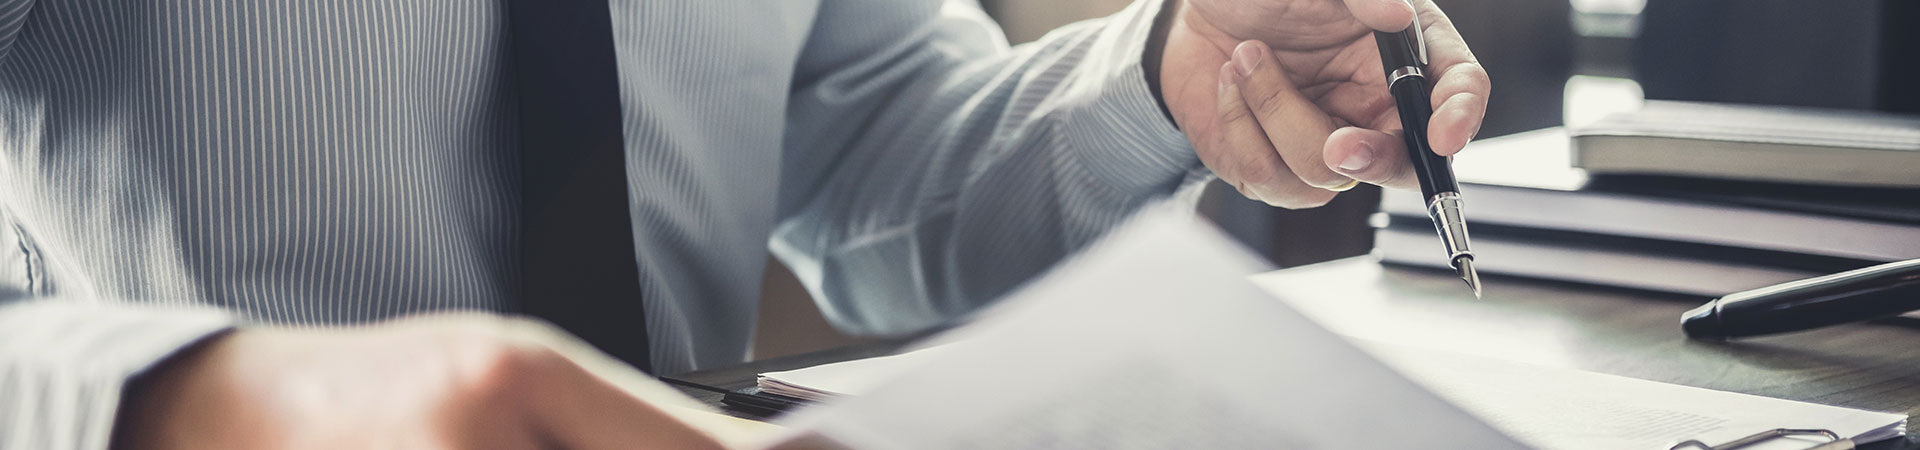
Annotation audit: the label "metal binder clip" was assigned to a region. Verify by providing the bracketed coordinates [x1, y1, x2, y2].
[1670, 428, 1854, 450]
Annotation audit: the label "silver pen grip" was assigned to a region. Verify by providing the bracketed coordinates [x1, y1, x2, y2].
[1426, 192, 1474, 265]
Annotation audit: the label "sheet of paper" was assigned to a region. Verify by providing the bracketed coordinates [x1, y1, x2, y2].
[752, 205, 1906, 449]
[1364, 344, 1906, 450]
[763, 207, 1527, 449]
[758, 346, 956, 401]
[762, 338, 1909, 449]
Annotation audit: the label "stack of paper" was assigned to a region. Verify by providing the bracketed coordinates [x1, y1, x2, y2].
[1573, 101, 1920, 188]
[1376, 127, 1920, 299]
[757, 347, 953, 401]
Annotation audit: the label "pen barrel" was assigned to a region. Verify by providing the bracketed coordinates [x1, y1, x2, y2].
[1687, 259, 1920, 339]
[1373, 30, 1421, 72]
[1387, 75, 1459, 201]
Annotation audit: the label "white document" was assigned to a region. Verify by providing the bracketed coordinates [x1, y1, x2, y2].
[758, 346, 955, 401]
[764, 208, 1526, 449]
[761, 340, 1906, 449]
[756, 207, 1907, 449]
[761, 337, 1906, 450]
[1366, 345, 1906, 450]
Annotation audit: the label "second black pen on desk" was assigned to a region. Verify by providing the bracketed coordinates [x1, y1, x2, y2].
[1374, 19, 1481, 297]
[1683, 258, 1920, 340]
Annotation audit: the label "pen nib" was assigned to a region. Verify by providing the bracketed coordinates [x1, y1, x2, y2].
[1454, 257, 1482, 298]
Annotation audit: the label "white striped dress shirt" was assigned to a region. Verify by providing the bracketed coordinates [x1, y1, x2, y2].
[0, 0, 1201, 447]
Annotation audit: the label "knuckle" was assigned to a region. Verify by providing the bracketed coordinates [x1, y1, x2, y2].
[1246, 85, 1293, 117]
[1216, 101, 1254, 124]
[1237, 160, 1279, 187]
[1448, 62, 1492, 92]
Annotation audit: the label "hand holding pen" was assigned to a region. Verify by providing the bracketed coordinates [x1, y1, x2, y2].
[1375, 14, 1481, 296]
[1157, 0, 1489, 204]
[1156, 0, 1489, 295]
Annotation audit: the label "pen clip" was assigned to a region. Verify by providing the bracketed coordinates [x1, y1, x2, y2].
[1405, 2, 1428, 66]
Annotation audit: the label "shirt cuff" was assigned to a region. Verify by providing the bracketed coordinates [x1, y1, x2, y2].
[1061, 0, 1206, 198]
[0, 300, 234, 450]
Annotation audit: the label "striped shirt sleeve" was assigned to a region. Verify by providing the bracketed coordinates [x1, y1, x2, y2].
[773, 0, 1206, 335]
[0, 300, 232, 450]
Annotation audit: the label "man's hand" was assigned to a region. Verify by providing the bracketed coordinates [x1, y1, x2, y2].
[113, 316, 722, 450]
[1158, 0, 1490, 208]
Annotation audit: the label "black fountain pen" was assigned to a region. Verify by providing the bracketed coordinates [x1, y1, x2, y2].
[1375, 22, 1481, 297]
[1683, 259, 1920, 340]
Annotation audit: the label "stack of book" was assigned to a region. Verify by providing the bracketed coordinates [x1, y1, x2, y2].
[1374, 101, 1920, 297]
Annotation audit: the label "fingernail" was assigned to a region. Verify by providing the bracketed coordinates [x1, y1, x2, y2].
[1218, 62, 1238, 87]
[1337, 141, 1375, 172]
[1231, 42, 1261, 77]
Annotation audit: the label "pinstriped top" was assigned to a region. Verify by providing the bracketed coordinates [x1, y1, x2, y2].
[0, 0, 1200, 448]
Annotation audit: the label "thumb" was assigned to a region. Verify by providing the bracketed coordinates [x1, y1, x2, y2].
[1341, 0, 1416, 32]
[1326, 126, 1419, 191]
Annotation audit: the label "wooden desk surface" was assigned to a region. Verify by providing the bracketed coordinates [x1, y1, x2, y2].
[1254, 258, 1920, 424]
[674, 257, 1920, 444]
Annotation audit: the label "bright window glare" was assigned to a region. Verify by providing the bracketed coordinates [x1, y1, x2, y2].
[1563, 75, 1644, 128]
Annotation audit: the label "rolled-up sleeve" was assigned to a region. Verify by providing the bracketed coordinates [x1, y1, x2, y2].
[773, 0, 1206, 335]
[0, 300, 231, 450]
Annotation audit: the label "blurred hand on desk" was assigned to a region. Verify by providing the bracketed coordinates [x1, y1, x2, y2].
[1156, 0, 1490, 207]
[113, 316, 723, 450]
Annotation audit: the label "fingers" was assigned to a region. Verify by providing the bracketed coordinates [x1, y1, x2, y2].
[1410, 0, 1489, 156]
[1227, 40, 1354, 191]
[1209, 62, 1335, 209]
[1325, 127, 1419, 191]
[1340, 0, 1416, 32]
[1427, 86, 1486, 156]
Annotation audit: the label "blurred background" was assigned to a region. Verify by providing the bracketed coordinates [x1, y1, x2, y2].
[753, 0, 1920, 359]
